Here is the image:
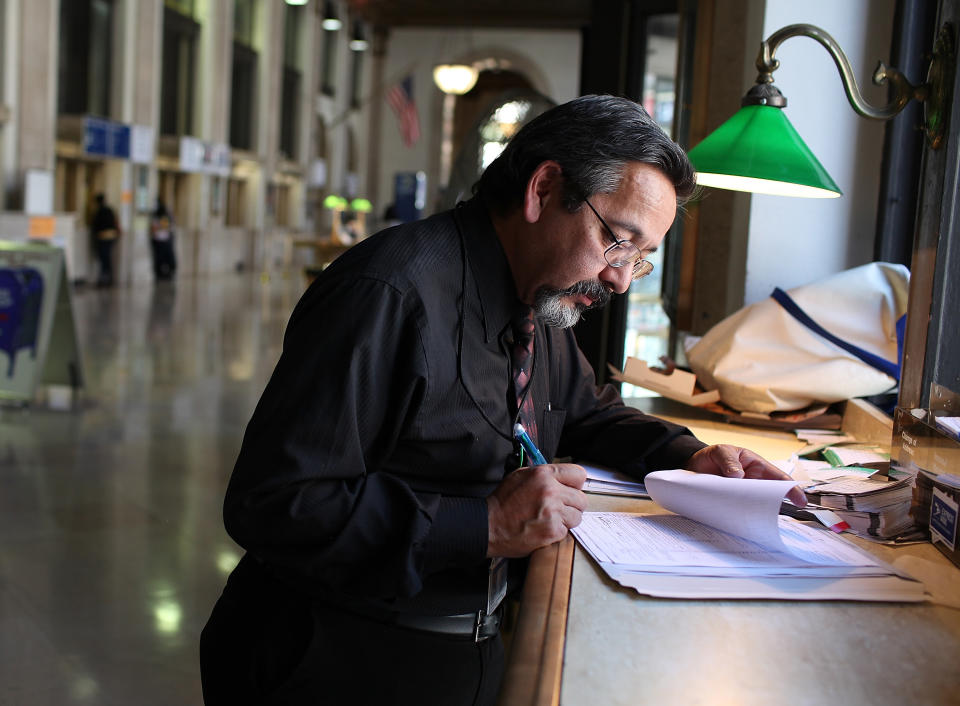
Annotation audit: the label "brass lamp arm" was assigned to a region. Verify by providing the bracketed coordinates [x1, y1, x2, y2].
[755, 23, 921, 121]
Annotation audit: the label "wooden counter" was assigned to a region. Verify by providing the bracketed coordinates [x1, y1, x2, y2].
[498, 400, 960, 706]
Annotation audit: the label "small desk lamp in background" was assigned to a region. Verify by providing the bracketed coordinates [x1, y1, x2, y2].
[350, 198, 373, 239]
[687, 23, 956, 198]
[323, 194, 349, 243]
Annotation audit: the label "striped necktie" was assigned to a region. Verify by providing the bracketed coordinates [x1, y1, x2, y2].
[510, 308, 537, 444]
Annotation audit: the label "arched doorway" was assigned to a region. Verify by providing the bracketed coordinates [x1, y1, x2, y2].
[440, 70, 554, 209]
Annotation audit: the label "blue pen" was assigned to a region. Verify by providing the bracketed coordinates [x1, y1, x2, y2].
[513, 423, 548, 466]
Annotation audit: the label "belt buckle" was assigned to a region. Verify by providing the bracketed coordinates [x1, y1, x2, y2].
[473, 609, 486, 643]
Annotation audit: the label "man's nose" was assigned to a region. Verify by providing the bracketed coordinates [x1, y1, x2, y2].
[600, 263, 632, 295]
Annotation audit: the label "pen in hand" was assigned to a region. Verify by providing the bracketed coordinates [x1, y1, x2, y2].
[513, 423, 548, 466]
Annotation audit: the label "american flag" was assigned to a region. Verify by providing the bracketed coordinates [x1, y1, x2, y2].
[387, 76, 421, 148]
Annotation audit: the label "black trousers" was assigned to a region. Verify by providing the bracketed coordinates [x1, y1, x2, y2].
[95, 239, 115, 286]
[200, 583, 505, 706]
[150, 238, 176, 280]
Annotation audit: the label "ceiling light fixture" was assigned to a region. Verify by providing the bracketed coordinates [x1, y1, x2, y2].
[349, 22, 368, 51]
[321, 1, 341, 30]
[433, 64, 480, 95]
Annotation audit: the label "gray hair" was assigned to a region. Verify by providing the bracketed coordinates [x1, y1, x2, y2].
[477, 94, 695, 216]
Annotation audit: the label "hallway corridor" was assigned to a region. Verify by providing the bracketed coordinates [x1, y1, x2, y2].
[0, 273, 307, 705]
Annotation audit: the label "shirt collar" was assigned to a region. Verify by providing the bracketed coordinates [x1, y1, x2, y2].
[455, 197, 523, 343]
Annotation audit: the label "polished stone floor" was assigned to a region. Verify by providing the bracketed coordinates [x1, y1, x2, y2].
[0, 273, 308, 705]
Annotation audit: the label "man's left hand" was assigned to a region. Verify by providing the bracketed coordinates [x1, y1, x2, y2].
[685, 444, 807, 507]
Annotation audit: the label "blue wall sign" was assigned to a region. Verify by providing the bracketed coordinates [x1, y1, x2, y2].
[83, 117, 131, 160]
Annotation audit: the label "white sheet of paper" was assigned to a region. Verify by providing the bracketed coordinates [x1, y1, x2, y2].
[825, 447, 890, 466]
[806, 466, 873, 482]
[934, 416, 960, 438]
[613, 572, 926, 601]
[799, 461, 848, 480]
[644, 469, 795, 553]
[810, 475, 908, 495]
[796, 431, 856, 445]
[581, 464, 648, 498]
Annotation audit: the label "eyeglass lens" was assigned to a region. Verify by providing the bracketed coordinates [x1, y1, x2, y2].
[584, 198, 653, 280]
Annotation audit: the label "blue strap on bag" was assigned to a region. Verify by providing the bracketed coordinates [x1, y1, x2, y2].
[770, 287, 904, 381]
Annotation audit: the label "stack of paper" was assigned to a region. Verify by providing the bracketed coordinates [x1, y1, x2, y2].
[781, 500, 917, 541]
[802, 466, 913, 512]
[934, 415, 960, 440]
[784, 448, 916, 540]
[820, 504, 914, 539]
[582, 465, 648, 498]
[571, 470, 925, 601]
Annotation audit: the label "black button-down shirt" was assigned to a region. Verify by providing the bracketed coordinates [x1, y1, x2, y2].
[224, 197, 705, 614]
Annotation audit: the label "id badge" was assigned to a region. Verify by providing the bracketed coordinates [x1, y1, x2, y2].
[486, 557, 508, 614]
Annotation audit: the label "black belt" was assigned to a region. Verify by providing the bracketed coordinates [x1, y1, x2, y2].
[338, 602, 501, 643]
[238, 556, 501, 643]
[392, 609, 500, 642]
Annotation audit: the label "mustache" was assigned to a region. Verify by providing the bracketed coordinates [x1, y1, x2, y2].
[533, 279, 614, 329]
[552, 279, 613, 309]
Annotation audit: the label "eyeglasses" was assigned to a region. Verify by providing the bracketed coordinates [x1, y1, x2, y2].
[582, 198, 654, 280]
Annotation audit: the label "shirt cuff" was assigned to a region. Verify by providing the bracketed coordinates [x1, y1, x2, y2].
[419, 496, 489, 573]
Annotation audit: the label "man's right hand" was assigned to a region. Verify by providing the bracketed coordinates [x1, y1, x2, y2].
[486, 463, 588, 558]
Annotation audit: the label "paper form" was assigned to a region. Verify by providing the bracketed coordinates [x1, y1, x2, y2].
[574, 513, 875, 572]
[570, 470, 926, 601]
[775, 516, 877, 565]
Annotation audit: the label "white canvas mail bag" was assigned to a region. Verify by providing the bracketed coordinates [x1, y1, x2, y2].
[686, 262, 909, 413]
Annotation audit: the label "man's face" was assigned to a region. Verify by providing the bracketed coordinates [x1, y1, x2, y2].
[527, 162, 678, 328]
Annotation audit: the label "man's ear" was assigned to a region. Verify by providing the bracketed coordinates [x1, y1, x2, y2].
[522, 161, 563, 224]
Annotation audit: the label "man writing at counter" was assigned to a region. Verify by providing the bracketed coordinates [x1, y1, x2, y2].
[200, 94, 806, 706]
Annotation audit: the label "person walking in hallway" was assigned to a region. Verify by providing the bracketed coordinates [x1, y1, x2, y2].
[90, 193, 121, 288]
[150, 197, 177, 281]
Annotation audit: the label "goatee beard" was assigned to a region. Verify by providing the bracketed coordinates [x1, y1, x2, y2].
[533, 279, 612, 328]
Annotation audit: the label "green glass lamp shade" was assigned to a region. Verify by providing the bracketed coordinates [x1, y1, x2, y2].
[323, 194, 348, 209]
[688, 105, 842, 198]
